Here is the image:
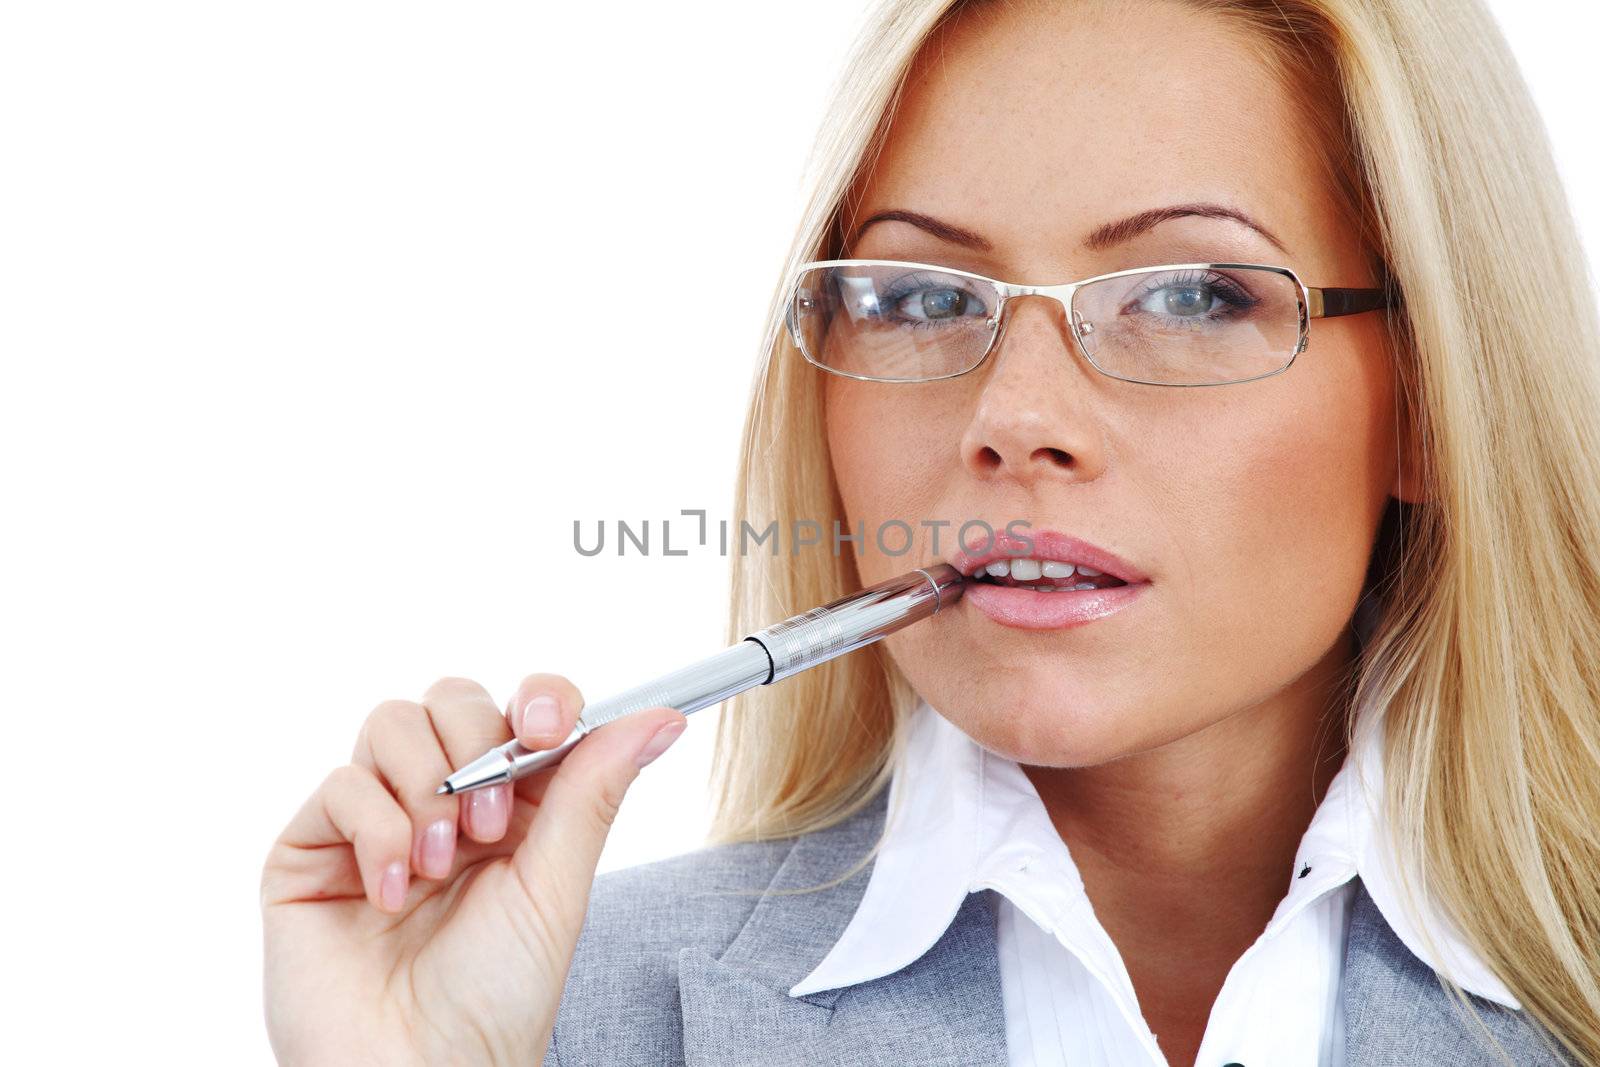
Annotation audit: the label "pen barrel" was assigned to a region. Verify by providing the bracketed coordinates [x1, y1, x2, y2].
[439, 563, 965, 793]
[496, 639, 776, 782]
[574, 639, 775, 730]
[747, 563, 965, 683]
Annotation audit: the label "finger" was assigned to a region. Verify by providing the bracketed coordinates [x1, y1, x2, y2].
[420, 677, 520, 843]
[501, 674, 586, 811]
[422, 676, 514, 768]
[511, 706, 687, 929]
[279, 764, 413, 914]
[353, 699, 460, 879]
[505, 673, 586, 750]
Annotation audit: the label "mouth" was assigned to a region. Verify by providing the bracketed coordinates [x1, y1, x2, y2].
[948, 528, 1150, 630]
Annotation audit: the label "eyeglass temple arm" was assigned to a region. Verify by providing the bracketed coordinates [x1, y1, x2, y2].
[1307, 286, 1398, 318]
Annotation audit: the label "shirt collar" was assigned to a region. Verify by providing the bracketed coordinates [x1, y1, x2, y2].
[787, 698, 1520, 1010]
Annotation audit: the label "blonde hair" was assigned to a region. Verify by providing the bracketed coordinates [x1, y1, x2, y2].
[705, 0, 1600, 1061]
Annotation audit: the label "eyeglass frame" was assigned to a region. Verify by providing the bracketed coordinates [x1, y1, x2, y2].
[783, 257, 1398, 388]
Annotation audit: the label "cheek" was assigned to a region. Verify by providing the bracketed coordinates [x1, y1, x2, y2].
[1152, 334, 1395, 678]
[825, 380, 951, 566]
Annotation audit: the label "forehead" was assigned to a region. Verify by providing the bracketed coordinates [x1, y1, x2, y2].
[847, 0, 1336, 265]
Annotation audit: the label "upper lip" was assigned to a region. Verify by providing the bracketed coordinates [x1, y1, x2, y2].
[949, 528, 1150, 584]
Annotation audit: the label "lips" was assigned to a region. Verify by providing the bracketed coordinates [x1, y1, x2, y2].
[949, 529, 1150, 585]
[944, 527, 1153, 631]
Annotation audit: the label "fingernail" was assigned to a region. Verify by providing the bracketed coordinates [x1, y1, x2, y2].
[419, 818, 455, 879]
[380, 860, 408, 912]
[467, 782, 511, 840]
[635, 719, 686, 768]
[521, 695, 561, 738]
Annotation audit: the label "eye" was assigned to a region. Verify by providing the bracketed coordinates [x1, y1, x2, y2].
[1142, 283, 1215, 317]
[903, 287, 976, 320]
[1124, 270, 1258, 322]
[881, 271, 991, 324]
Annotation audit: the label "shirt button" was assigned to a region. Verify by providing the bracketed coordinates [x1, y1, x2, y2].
[1222, 1062, 1245, 1066]
[1016, 856, 1032, 873]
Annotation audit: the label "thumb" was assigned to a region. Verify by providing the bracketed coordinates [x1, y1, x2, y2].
[513, 706, 688, 922]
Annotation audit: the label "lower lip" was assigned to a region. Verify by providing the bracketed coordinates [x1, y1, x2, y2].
[961, 579, 1150, 630]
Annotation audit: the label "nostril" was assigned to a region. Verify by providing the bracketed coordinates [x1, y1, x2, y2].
[1034, 446, 1072, 466]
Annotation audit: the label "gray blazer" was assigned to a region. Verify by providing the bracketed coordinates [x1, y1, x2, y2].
[546, 784, 1572, 1066]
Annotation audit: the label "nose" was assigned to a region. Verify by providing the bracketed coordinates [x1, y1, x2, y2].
[959, 292, 1108, 488]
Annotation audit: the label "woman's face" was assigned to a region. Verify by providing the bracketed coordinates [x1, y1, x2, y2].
[826, 0, 1416, 767]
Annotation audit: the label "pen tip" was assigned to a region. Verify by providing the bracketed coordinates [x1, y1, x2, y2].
[436, 784, 452, 795]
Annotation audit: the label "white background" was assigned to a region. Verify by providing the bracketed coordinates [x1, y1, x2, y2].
[1, 2, 1593, 1061]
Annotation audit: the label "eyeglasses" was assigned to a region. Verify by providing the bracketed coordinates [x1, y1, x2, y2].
[783, 259, 1395, 387]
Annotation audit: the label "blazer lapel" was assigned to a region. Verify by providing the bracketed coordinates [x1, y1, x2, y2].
[676, 788, 1009, 1066]
[1342, 877, 1571, 1065]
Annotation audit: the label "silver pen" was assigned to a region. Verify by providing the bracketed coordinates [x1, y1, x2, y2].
[437, 562, 966, 795]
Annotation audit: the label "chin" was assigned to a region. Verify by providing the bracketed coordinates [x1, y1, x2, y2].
[927, 674, 1166, 769]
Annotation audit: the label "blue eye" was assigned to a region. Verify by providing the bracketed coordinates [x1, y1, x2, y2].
[880, 272, 991, 327]
[1144, 284, 1214, 316]
[1126, 270, 1258, 323]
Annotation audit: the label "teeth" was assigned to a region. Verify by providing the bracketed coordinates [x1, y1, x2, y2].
[973, 557, 1116, 582]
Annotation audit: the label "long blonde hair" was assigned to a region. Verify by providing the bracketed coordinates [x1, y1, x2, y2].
[705, 0, 1600, 1061]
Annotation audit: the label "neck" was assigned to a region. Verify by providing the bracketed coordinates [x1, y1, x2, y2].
[1020, 629, 1357, 982]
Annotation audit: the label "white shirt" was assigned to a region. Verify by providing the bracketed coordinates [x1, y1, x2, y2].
[788, 699, 1519, 1066]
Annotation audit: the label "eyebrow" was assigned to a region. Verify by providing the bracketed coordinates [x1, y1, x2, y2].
[849, 201, 1288, 256]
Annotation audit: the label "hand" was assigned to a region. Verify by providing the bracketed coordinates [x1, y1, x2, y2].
[261, 674, 687, 1066]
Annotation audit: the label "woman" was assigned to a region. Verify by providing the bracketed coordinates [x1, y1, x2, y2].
[261, 0, 1600, 1063]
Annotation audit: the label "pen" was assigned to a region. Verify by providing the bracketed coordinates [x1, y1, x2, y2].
[437, 562, 966, 795]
